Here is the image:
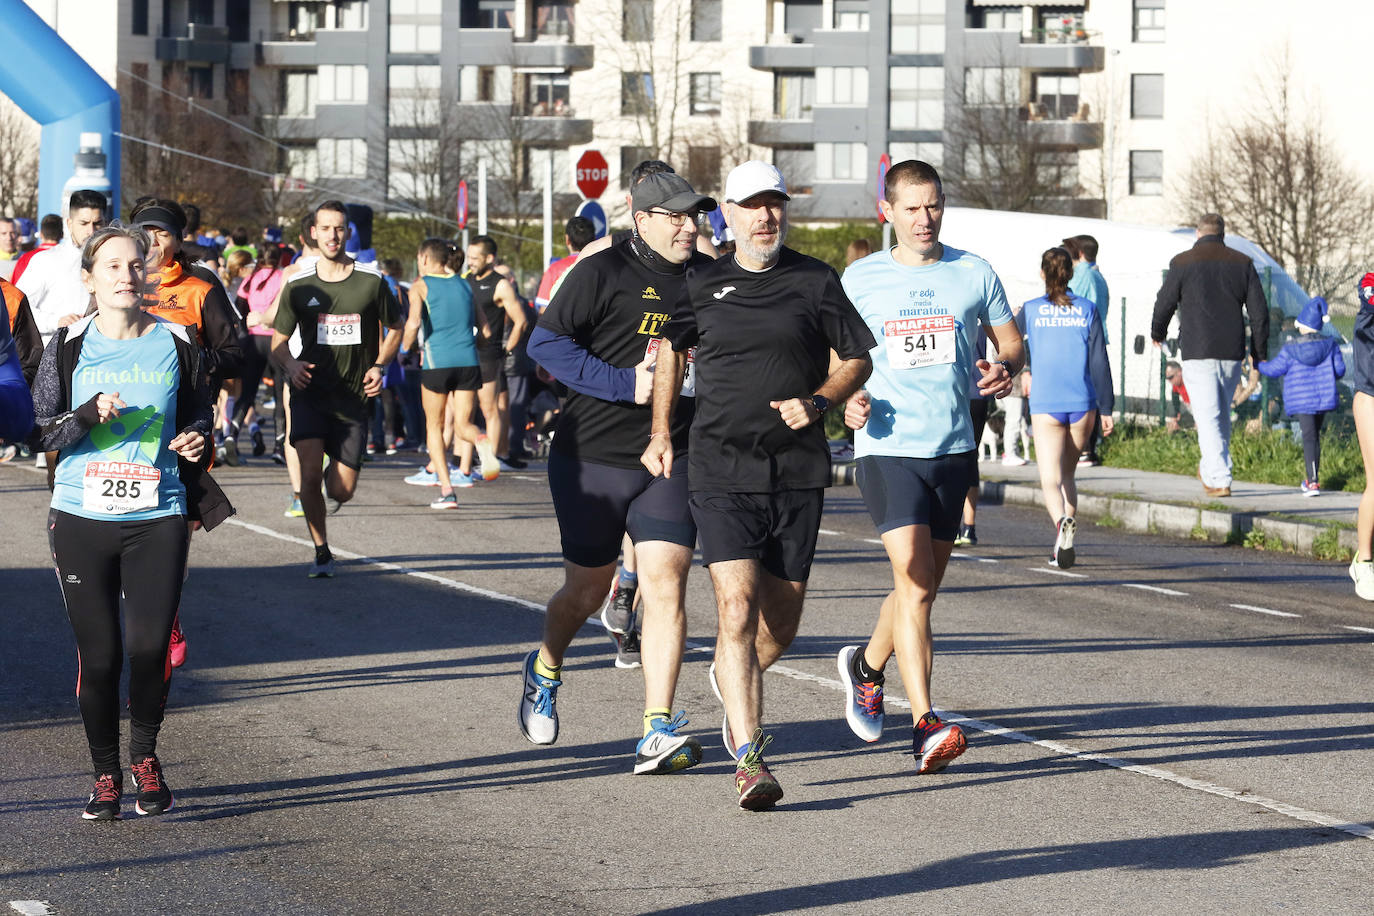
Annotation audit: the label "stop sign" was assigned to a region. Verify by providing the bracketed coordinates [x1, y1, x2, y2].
[575, 149, 609, 199]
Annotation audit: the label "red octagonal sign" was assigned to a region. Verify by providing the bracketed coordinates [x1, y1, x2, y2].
[575, 149, 609, 199]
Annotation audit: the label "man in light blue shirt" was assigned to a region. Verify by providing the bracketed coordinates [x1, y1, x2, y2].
[1065, 234, 1110, 462]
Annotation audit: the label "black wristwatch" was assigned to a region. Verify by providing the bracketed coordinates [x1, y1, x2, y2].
[996, 359, 1013, 376]
[809, 394, 831, 414]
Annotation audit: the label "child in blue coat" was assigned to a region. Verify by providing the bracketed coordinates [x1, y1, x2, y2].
[1258, 296, 1345, 495]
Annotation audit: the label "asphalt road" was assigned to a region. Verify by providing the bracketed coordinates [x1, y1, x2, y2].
[2, 454, 1373, 915]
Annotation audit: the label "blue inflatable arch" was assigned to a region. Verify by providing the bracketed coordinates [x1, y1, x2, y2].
[0, 2, 120, 218]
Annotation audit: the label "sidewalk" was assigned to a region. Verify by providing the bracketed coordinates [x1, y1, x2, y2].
[834, 458, 1359, 559]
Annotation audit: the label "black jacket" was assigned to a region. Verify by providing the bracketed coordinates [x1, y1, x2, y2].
[31, 315, 235, 530]
[1151, 234, 1269, 364]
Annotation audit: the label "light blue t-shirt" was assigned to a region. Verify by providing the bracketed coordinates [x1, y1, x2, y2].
[52, 321, 186, 520]
[843, 245, 1013, 459]
[1017, 292, 1103, 415]
[1070, 261, 1110, 329]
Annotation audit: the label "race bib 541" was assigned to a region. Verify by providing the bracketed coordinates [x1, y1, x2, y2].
[883, 315, 956, 370]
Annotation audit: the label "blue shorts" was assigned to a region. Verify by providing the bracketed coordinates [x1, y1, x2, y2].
[1039, 409, 1090, 425]
[856, 452, 976, 542]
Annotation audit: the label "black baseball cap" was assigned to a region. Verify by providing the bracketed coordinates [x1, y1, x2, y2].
[631, 173, 717, 214]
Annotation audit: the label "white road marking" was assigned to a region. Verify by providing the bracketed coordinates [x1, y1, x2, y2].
[1341, 625, 1374, 634]
[950, 551, 999, 564]
[9, 902, 56, 916]
[1027, 565, 1089, 579]
[1122, 583, 1189, 596]
[225, 516, 1374, 843]
[1229, 603, 1301, 619]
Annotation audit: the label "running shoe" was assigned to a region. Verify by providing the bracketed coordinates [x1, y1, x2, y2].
[222, 436, 240, 467]
[82, 772, 122, 821]
[308, 557, 335, 579]
[284, 496, 304, 518]
[837, 645, 883, 743]
[913, 711, 967, 775]
[326, 498, 343, 515]
[385, 441, 398, 456]
[1001, 453, 1028, 467]
[600, 583, 637, 635]
[953, 524, 977, 547]
[1051, 516, 1076, 569]
[168, 617, 187, 669]
[734, 729, 782, 811]
[476, 436, 500, 481]
[250, 426, 266, 457]
[1301, 479, 1320, 497]
[518, 649, 560, 745]
[451, 469, 476, 488]
[430, 491, 458, 510]
[1077, 452, 1099, 467]
[498, 456, 527, 471]
[708, 661, 739, 761]
[1350, 556, 1374, 601]
[405, 466, 439, 486]
[614, 624, 642, 669]
[0, 443, 17, 463]
[633, 712, 703, 775]
[131, 755, 174, 815]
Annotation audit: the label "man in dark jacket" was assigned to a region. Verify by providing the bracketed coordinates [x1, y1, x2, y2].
[1151, 213, 1269, 497]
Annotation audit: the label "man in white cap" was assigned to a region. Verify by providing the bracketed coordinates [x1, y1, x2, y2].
[641, 160, 875, 810]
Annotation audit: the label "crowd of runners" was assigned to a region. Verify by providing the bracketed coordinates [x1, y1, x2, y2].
[5, 154, 1373, 820]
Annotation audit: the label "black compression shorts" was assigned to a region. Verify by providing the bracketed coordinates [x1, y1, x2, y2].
[855, 452, 977, 541]
[421, 365, 482, 394]
[478, 348, 508, 392]
[288, 394, 368, 470]
[689, 489, 824, 583]
[547, 450, 696, 567]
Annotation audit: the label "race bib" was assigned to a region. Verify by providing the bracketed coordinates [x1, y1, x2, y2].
[318, 313, 362, 346]
[645, 339, 696, 398]
[83, 461, 160, 514]
[883, 316, 956, 370]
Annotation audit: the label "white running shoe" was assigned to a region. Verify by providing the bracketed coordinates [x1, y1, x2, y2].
[1350, 556, 1374, 601]
[1001, 453, 1028, 467]
[708, 661, 740, 761]
[518, 649, 560, 745]
[476, 437, 500, 481]
[1051, 516, 1076, 569]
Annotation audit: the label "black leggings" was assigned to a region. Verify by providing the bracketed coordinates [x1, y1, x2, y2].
[232, 335, 273, 429]
[48, 510, 190, 775]
[1297, 413, 1325, 483]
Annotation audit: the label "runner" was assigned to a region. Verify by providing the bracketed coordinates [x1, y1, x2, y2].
[401, 237, 497, 509]
[1017, 246, 1114, 568]
[31, 224, 229, 819]
[462, 236, 528, 479]
[270, 200, 402, 577]
[836, 159, 1022, 776]
[264, 212, 320, 517]
[518, 172, 716, 777]
[641, 160, 875, 809]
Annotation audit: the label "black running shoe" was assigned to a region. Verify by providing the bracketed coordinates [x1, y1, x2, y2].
[131, 755, 173, 816]
[251, 427, 266, 457]
[82, 772, 122, 821]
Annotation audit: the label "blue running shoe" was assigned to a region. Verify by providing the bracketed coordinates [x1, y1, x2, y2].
[284, 496, 304, 518]
[405, 466, 439, 486]
[518, 649, 560, 745]
[634, 712, 703, 775]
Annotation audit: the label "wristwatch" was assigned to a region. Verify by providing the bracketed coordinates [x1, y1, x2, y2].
[809, 394, 831, 414]
[995, 359, 1013, 376]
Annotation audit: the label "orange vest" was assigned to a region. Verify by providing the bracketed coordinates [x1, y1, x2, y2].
[143, 259, 212, 346]
[2, 277, 24, 332]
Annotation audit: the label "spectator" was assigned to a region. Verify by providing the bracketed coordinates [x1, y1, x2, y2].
[1164, 360, 1191, 432]
[0, 217, 18, 281]
[10, 213, 64, 287]
[845, 237, 872, 265]
[1065, 233, 1110, 465]
[1257, 296, 1344, 496]
[1151, 213, 1268, 498]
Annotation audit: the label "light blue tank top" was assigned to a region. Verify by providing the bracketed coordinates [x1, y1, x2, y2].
[420, 273, 479, 369]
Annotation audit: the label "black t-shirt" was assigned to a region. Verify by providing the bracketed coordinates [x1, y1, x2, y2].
[538, 237, 707, 469]
[469, 272, 505, 356]
[663, 246, 875, 492]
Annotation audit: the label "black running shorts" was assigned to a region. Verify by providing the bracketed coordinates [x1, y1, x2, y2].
[421, 365, 482, 394]
[969, 397, 989, 486]
[478, 347, 508, 393]
[547, 450, 696, 568]
[855, 452, 977, 541]
[288, 394, 368, 470]
[689, 489, 824, 583]
[1353, 307, 1374, 396]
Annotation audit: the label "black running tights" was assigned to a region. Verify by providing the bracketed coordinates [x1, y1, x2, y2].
[48, 510, 189, 775]
[1297, 412, 1325, 484]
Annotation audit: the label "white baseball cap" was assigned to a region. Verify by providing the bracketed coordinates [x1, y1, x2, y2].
[724, 161, 790, 204]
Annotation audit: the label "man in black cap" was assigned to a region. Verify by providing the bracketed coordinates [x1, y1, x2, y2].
[517, 172, 715, 777]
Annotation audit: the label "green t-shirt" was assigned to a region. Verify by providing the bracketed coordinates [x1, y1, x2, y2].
[275, 261, 400, 409]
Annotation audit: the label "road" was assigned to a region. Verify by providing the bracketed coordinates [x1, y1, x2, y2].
[2, 455, 1373, 915]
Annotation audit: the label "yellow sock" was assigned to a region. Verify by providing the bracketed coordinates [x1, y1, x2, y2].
[643, 708, 671, 737]
[533, 654, 561, 680]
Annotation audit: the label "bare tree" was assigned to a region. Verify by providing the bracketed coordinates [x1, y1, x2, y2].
[1179, 56, 1374, 301]
[0, 99, 39, 217]
[387, 70, 468, 238]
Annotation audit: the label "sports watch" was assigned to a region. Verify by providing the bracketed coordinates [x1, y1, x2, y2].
[809, 394, 831, 414]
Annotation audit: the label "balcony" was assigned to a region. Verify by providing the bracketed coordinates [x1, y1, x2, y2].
[963, 29, 1104, 73]
[511, 41, 594, 71]
[156, 23, 231, 64]
[1028, 118, 1103, 149]
[256, 34, 317, 67]
[748, 119, 816, 146]
[514, 115, 593, 145]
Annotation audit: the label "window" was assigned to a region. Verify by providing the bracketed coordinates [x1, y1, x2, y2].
[964, 67, 1015, 107]
[320, 64, 368, 104]
[690, 73, 721, 115]
[227, 0, 250, 40]
[281, 70, 318, 116]
[188, 66, 213, 100]
[388, 139, 437, 200]
[132, 0, 149, 35]
[890, 66, 943, 130]
[1037, 8, 1083, 42]
[460, 65, 510, 102]
[319, 138, 368, 178]
[523, 148, 570, 191]
[389, 65, 440, 126]
[1131, 73, 1164, 119]
[888, 141, 943, 168]
[1033, 72, 1078, 120]
[392, 0, 441, 13]
[815, 141, 867, 181]
[533, 0, 574, 39]
[227, 68, 250, 115]
[816, 67, 868, 106]
[692, 0, 721, 40]
[687, 146, 722, 192]
[775, 71, 815, 119]
[620, 145, 655, 188]
[969, 5, 1017, 29]
[1133, 0, 1165, 42]
[334, 0, 369, 29]
[624, 0, 653, 41]
[284, 143, 319, 182]
[890, 0, 945, 54]
[622, 72, 654, 116]
[527, 73, 570, 113]
[390, 23, 442, 52]
[1129, 150, 1163, 195]
[189, 0, 214, 25]
[783, 0, 822, 37]
[775, 148, 815, 195]
[461, 0, 514, 28]
[833, 0, 868, 30]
